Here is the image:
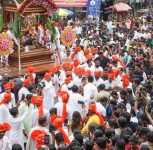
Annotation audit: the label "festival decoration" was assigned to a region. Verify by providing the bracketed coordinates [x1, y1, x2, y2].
[0, 33, 13, 56]
[61, 26, 76, 47]
[13, 0, 57, 15]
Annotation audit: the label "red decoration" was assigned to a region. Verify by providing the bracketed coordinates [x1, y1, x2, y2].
[18, 0, 57, 15]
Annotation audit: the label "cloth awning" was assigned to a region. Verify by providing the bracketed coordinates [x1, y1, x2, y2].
[110, 3, 132, 12]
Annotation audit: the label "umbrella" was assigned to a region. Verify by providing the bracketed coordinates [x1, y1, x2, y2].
[110, 3, 132, 12]
[56, 8, 74, 16]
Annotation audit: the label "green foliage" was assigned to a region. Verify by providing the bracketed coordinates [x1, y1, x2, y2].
[8, 13, 22, 38]
[47, 18, 57, 42]
[0, 14, 4, 33]
[13, 13, 22, 38]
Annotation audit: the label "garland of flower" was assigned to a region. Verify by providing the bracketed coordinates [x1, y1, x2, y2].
[18, 0, 57, 15]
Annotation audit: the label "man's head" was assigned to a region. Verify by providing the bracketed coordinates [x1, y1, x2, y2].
[49, 108, 57, 116]
[94, 59, 100, 67]
[111, 91, 119, 100]
[71, 85, 79, 93]
[98, 84, 105, 92]
[38, 116, 48, 127]
[117, 117, 127, 129]
[10, 107, 18, 117]
[93, 137, 107, 150]
[99, 97, 108, 107]
[55, 132, 65, 146]
[120, 90, 127, 100]
[115, 139, 125, 150]
[12, 144, 22, 150]
[84, 140, 94, 150]
[26, 94, 33, 105]
[128, 135, 138, 149]
[88, 75, 94, 83]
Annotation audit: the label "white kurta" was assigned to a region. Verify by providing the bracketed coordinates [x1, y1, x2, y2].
[26, 126, 51, 150]
[18, 102, 35, 142]
[42, 80, 56, 110]
[30, 108, 50, 128]
[0, 104, 11, 123]
[83, 83, 98, 104]
[9, 106, 28, 149]
[0, 92, 16, 109]
[18, 87, 30, 101]
[73, 76, 82, 87]
[96, 102, 106, 117]
[0, 136, 12, 150]
[59, 70, 66, 85]
[54, 102, 73, 121]
[68, 92, 85, 116]
[53, 74, 60, 94]
[94, 78, 104, 87]
[103, 80, 118, 89]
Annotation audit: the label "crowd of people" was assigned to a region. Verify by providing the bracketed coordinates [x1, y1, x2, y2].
[0, 15, 153, 150]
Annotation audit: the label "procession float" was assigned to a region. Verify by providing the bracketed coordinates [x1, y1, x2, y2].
[0, 0, 58, 76]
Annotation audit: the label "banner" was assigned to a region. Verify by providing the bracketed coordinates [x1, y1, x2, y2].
[87, 0, 101, 18]
[54, 0, 87, 7]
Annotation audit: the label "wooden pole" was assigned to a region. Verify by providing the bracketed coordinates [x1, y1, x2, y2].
[18, 39, 21, 71]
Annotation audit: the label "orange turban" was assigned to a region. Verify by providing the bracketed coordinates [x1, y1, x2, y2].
[108, 73, 115, 80]
[84, 70, 92, 76]
[66, 71, 72, 76]
[31, 130, 47, 148]
[27, 64, 35, 83]
[89, 103, 108, 128]
[84, 49, 90, 54]
[75, 46, 81, 52]
[68, 64, 73, 70]
[49, 66, 57, 73]
[122, 74, 130, 88]
[56, 65, 61, 71]
[85, 54, 93, 60]
[28, 64, 34, 74]
[113, 69, 120, 77]
[31, 96, 44, 117]
[91, 48, 98, 53]
[64, 77, 72, 84]
[0, 92, 12, 105]
[23, 78, 31, 87]
[112, 55, 126, 70]
[94, 70, 103, 77]
[112, 55, 120, 61]
[59, 91, 69, 121]
[52, 118, 70, 144]
[0, 123, 11, 132]
[74, 59, 80, 67]
[44, 72, 51, 80]
[4, 82, 14, 90]
[62, 62, 71, 69]
[74, 68, 85, 75]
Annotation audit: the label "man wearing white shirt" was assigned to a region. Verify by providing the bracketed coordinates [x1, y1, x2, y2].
[42, 73, 56, 110]
[26, 116, 51, 150]
[84, 75, 98, 105]
[0, 82, 16, 109]
[18, 78, 31, 102]
[0, 122, 12, 150]
[103, 74, 119, 91]
[0, 93, 12, 123]
[96, 97, 107, 117]
[68, 85, 85, 117]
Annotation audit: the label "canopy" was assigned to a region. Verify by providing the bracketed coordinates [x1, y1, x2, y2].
[110, 3, 132, 12]
[56, 8, 74, 16]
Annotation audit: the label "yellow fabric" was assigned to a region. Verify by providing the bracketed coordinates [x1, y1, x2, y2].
[81, 114, 100, 135]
